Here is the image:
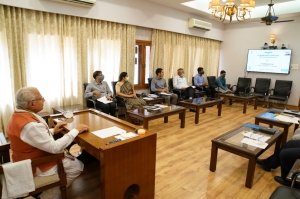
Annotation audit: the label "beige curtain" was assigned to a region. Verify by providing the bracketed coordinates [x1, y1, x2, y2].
[150, 29, 221, 85]
[0, 5, 135, 134]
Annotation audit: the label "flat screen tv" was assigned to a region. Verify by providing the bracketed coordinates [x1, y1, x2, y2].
[246, 49, 292, 74]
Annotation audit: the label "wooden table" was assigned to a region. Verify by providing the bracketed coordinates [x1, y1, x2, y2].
[178, 97, 222, 124]
[255, 109, 299, 146]
[217, 93, 258, 114]
[52, 104, 89, 114]
[126, 105, 186, 129]
[51, 109, 156, 199]
[209, 123, 282, 188]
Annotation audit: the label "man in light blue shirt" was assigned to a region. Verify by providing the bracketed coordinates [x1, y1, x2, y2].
[84, 71, 116, 116]
[151, 68, 178, 105]
[173, 68, 194, 99]
[215, 70, 231, 93]
[194, 67, 213, 97]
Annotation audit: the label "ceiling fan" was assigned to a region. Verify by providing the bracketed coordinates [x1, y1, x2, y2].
[261, 0, 294, 25]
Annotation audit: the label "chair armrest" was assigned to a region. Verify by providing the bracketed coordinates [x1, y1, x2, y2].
[172, 88, 182, 93]
[245, 86, 251, 93]
[116, 95, 127, 104]
[231, 85, 237, 90]
[195, 86, 204, 91]
[269, 88, 274, 96]
[31, 153, 65, 166]
[291, 171, 300, 188]
[87, 98, 96, 109]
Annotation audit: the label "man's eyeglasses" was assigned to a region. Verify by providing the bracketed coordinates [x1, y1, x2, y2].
[31, 97, 45, 101]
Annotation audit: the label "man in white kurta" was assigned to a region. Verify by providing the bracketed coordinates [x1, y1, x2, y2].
[6, 87, 89, 199]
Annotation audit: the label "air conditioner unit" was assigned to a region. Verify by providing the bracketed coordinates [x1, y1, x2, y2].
[50, 0, 96, 7]
[188, 18, 212, 31]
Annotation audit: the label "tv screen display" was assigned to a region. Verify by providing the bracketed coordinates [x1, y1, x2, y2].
[246, 49, 292, 74]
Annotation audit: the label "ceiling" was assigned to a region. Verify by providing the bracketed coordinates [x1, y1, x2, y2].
[145, 0, 300, 23]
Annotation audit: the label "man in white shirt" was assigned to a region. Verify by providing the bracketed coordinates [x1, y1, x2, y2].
[6, 87, 89, 199]
[173, 68, 194, 100]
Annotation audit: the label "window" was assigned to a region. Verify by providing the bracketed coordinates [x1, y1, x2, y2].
[134, 40, 151, 90]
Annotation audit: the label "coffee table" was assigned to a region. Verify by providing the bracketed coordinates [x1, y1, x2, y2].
[52, 104, 89, 114]
[255, 109, 299, 146]
[179, 97, 222, 124]
[217, 93, 258, 114]
[126, 105, 186, 129]
[209, 123, 282, 188]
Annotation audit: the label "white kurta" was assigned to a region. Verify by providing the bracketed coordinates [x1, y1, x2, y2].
[15, 108, 84, 199]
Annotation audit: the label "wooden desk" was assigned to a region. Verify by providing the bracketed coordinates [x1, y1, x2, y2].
[52, 104, 89, 114]
[210, 123, 282, 188]
[217, 93, 258, 114]
[51, 109, 156, 199]
[179, 97, 222, 124]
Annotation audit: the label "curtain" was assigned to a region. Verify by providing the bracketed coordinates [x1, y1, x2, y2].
[0, 5, 136, 134]
[150, 29, 221, 85]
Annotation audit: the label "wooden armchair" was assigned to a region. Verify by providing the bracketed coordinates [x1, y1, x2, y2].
[0, 143, 67, 199]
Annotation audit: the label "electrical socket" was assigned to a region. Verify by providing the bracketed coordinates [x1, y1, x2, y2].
[291, 64, 298, 70]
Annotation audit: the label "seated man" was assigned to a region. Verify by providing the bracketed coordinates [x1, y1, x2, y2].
[194, 67, 214, 97]
[6, 87, 89, 199]
[173, 68, 194, 100]
[215, 70, 231, 93]
[151, 68, 178, 105]
[84, 70, 116, 116]
[256, 139, 300, 186]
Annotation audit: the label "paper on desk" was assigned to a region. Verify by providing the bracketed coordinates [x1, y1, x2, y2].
[275, 115, 299, 124]
[243, 132, 271, 142]
[92, 126, 126, 138]
[143, 97, 154, 100]
[97, 96, 113, 104]
[154, 104, 167, 108]
[160, 92, 172, 96]
[241, 138, 268, 149]
[115, 132, 138, 140]
[148, 94, 158, 98]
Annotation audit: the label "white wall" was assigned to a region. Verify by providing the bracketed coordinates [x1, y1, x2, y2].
[0, 0, 224, 41]
[220, 17, 300, 106]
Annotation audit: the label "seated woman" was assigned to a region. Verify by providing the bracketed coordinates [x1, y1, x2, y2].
[116, 72, 146, 110]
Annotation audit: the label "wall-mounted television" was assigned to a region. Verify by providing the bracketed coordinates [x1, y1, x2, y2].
[246, 49, 292, 74]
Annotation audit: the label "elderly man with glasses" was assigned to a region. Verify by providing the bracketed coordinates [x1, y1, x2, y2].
[6, 87, 89, 199]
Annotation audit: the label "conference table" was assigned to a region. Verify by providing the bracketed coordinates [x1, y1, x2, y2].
[51, 109, 157, 199]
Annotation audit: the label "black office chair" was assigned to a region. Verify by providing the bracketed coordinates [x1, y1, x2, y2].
[250, 78, 271, 107]
[83, 83, 98, 110]
[232, 77, 252, 94]
[111, 81, 126, 108]
[269, 167, 300, 199]
[267, 80, 292, 109]
[148, 78, 156, 94]
[168, 78, 183, 100]
[192, 77, 205, 97]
